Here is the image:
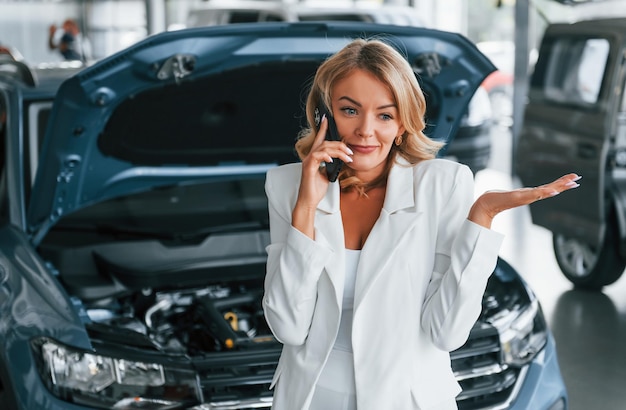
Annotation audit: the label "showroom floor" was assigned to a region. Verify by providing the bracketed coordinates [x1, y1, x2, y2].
[476, 126, 626, 410]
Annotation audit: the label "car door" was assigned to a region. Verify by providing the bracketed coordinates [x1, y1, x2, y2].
[611, 58, 626, 237]
[516, 19, 626, 247]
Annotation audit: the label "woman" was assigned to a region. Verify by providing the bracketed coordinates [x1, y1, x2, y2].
[262, 38, 579, 410]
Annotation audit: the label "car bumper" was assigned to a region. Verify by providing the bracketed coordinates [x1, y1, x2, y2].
[508, 333, 568, 410]
[4, 334, 566, 410]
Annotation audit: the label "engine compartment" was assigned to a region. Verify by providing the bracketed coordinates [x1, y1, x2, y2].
[36, 175, 278, 357]
[39, 231, 277, 357]
[84, 279, 275, 355]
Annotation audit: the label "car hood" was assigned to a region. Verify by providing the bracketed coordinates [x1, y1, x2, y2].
[28, 22, 494, 243]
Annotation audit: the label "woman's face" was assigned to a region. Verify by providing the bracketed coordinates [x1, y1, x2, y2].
[331, 68, 405, 182]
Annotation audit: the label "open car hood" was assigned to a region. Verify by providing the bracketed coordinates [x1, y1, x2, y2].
[28, 22, 494, 242]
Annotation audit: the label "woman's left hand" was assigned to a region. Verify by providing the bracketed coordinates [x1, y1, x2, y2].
[468, 173, 581, 229]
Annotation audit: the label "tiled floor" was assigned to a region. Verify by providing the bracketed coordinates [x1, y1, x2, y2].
[476, 126, 626, 410]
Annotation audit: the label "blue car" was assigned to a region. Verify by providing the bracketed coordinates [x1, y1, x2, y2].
[0, 22, 566, 409]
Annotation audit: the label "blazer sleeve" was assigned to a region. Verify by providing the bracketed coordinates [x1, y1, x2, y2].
[420, 164, 504, 351]
[262, 165, 333, 346]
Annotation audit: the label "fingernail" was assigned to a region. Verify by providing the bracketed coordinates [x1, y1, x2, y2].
[565, 182, 580, 188]
[573, 175, 582, 181]
[322, 114, 326, 122]
[346, 147, 354, 155]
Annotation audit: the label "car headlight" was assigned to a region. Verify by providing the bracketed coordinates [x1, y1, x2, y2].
[492, 299, 548, 366]
[33, 338, 200, 409]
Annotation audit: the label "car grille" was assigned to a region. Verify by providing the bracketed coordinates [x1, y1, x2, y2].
[193, 347, 280, 409]
[451, 322, 523, 410]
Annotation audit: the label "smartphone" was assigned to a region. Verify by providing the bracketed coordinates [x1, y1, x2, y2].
[314, 103, 343, 182]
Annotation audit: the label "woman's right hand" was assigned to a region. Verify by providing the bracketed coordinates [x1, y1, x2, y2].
[296, 115, 353, 208]
[292, 115, 353, 238]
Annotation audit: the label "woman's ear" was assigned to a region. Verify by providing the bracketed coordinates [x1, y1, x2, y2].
[398, 125, 406, 137]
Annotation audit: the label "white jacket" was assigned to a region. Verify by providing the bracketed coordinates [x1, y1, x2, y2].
[263, 158, 504, 410]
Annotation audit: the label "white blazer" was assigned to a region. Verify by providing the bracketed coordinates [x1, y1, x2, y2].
[263, 158, 504, 410]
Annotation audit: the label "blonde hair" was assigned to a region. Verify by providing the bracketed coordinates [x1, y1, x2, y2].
[295, 38, 444, 192]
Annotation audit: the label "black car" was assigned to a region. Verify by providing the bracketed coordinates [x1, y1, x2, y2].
[0, 22, 565, 410]
[515, 17, 626, 290]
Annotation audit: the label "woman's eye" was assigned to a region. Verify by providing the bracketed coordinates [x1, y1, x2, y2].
[380, 113, 393, 121]
[341, 107, 357, 116]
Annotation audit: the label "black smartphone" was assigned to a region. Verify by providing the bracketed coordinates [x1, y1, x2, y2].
[314, 103, 343, 182]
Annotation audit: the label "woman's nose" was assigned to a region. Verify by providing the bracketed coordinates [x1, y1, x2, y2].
[356, 115, 375, 138]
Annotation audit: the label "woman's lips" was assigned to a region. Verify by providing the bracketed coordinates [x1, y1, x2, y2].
[348, 144, 378, 154]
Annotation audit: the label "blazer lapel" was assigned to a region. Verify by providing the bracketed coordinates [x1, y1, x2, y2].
[315, 182, 346, 307]
[354, 160, 422, 310]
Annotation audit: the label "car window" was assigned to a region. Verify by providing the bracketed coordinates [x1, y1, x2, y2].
[621, 76, 626, 113]
[229, 11, 264, 24]
[298, 13, 374, 23]
[616, 76, 626, 149]
[15, 101, 52, 215]
[0, 95, 51, 223]
[263, 13, 286, 22]
[541, 37, 609, 106]
[0, 92, 6, 223]
[27, 102, 52, 185]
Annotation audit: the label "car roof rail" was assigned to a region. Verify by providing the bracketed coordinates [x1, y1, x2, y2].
[0, 59, 38, 87]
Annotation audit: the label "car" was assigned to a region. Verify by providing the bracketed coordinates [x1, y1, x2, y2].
[185, 0, 493, 175]
[515, 17, 626, 290]
[185, 0, 426, 27]
[0, 22, 566, 410]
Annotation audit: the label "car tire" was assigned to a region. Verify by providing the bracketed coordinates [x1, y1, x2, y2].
[552, 212, 626, 290]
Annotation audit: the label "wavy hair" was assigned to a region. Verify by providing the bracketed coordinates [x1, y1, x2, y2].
[295, 38, 444, 192]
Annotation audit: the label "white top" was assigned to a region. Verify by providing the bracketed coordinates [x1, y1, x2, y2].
[314, 249, 361, 396]
[333, 248, 360, 352]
